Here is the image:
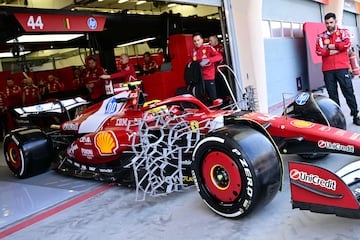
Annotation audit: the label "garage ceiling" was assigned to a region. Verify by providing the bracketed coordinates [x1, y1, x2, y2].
[0, 1, 221, 68]
[0, 0, 219, 17]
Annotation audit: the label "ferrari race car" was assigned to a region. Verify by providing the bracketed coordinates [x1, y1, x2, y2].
[3, 76, 360, 219]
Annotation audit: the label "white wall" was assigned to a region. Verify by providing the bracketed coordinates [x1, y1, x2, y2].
[263, 0, 322, 109]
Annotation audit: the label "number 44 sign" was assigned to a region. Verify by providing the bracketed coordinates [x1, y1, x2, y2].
[27, 15, 44, 30]
[14, 13, 106, 32]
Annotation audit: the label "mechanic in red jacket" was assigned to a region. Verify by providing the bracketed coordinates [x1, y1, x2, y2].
[0, 91, 7, 141]
[5, 77, 22, 131]
[5, 77, 22, 108]
[316, 12, 360, 125]
[22, 77, 40, 106]
[47, 74, 63, 94]
[84, 56, 106, 101]
[209, 35, 226, 69]
[192, 33, 223, 103]
[142, 51, 159, 75]
[209, 35, 230, 101]
[100, 53, 136, 83]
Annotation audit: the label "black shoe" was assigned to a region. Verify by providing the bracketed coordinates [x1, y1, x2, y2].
[353, 116, 360, 126]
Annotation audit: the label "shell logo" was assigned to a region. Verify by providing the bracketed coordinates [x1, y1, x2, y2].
[290, 120, 315, 128]
[95, 131, 118, 155]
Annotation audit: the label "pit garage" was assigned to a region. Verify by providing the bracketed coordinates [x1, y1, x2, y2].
[2, 1, 360, 239]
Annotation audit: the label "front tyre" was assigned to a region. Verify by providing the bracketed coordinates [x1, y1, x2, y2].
[192, 125, 282, 218]
[4, 128, 53, 178]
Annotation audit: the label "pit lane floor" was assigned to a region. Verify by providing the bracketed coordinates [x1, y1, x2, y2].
[2, 80, 360, 239]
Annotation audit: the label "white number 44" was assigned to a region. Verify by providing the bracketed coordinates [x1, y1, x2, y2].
[27, 16, 44, 30]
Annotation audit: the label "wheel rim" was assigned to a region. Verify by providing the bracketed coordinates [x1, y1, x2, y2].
[202, 151, 242, 203]
[7, 142, 21, 169]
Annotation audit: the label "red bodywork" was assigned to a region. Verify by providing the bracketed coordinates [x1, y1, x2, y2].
[243, 112, 360, 155]
[289, 162, 359, 210]
[61, 88, 232, 164]
[57, 86, 360, 217]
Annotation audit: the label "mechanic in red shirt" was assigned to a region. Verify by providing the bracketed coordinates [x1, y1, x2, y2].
[37, 78, 48, 100]
[316, 12, 360, 125]
[209, 35, 230, 101]
[142, 52, 159, 75]
[5, 77, 22, 108]
[84, 56, 106, 101]
[209, 35, 226, 70]
[100, 53, 136, 83]
[192, 33, 223, 103]
[5, 77, 22, 131]
[0, 91, 7, 141]
[47, 74, 63, 94]
[22, 77, 40, 106]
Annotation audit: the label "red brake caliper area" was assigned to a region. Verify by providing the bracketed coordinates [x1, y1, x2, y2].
[202, 151, 242, 202]
[7, 142, 21, 169]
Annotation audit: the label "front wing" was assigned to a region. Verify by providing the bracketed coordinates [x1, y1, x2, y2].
[289, 161, 360, 218]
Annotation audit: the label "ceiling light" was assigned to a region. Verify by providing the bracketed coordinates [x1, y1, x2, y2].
[6, 34, 84, 43]
[0, 51, 30, 58]
[118, 0, 128, 3]
[117, 37, 155, 47]
[167, 3, 176, 7]
[98, 0, 104, 2]
[136, 0, 146, 5]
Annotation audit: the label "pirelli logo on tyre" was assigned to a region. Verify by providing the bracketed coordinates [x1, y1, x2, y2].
[290, 169, 336, 191]
[317, 140, 354, 153]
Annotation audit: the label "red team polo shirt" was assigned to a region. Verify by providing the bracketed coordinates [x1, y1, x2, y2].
[110, 64, 137, 83]
[5, 85, 22, 107]
[0, 92, 6, 109]
[23, 85, 40, 106]
[85, 66, 106, 100]
[47, 81, 63, 94]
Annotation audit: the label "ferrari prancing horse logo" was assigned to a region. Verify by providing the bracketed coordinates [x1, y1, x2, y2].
[190, 120, 199, 132]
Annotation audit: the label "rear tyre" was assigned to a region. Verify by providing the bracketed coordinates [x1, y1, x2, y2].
[4, 128, 53, 178]
[192, 125, 282, 218]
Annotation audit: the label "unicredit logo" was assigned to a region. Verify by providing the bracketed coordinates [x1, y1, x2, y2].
[317, 140, 354, 153]
[290, 169, 336, 191]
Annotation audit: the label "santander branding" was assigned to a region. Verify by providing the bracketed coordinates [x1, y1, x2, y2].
[290, 169, 336, 191]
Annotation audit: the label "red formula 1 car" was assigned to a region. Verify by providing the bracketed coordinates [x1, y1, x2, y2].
[3, 79, 360, 219]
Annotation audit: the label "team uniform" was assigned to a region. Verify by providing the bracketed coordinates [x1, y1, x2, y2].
[5, 85, 22, 108]
[315, 27, 359, 118]
[213, 43, 226, 70]
[212, 43, 230, 100]
[142, 60, 158, 75]
[0, 92, 7, 141]
[47, 81, 63, 94]
[111, 63, 136, 83]
[5, 84, 22, 131]
[23, 85, 40, 106]
[84, 66, 106, 100]
[192, 44, 222, 101]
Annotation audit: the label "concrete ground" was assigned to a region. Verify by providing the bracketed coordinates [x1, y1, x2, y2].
[2, 78, 360, 240]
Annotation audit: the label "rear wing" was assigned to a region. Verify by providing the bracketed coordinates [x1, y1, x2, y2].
[13, 97, 89, 117]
